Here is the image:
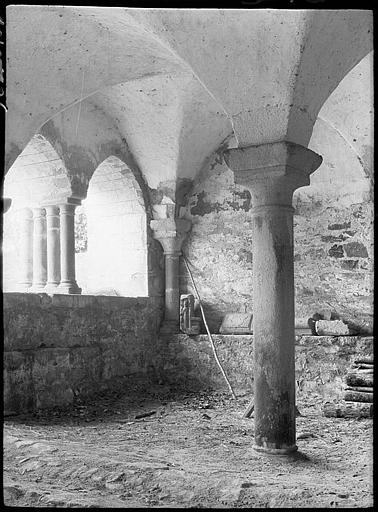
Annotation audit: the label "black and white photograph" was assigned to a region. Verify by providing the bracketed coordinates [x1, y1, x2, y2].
[2, 3, 373, 508]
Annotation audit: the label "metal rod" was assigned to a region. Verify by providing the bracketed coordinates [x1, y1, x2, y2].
[182, 253, 236, 400]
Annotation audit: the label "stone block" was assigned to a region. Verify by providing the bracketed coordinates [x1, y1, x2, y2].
[219, 313, 253, 334]
[180, 294, 201, 334]
[321, 234, 345, 243]
[328, 244, 344, 258]
[340, 259, 359, 270]
[315, 319, 351, 336]
[344, 242, 368, 258]
[328, 221, 351, 230]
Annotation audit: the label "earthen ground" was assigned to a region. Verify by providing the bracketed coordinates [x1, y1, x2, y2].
[3, 386, 373, 508]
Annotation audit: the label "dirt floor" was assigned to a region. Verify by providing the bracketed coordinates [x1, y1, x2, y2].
[3, 385, 373, 508]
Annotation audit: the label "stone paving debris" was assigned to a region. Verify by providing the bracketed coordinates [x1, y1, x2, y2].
[3, 387, 373, 508]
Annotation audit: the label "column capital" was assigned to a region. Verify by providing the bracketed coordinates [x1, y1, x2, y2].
[150, 218, 191, 254]
[43, 197, 82, 207]
[42, 197, 81, 215]
[45, 205, 60, 216]
[32, 207, 46, 218]
[224, 141, 322, 207]
[59, 202, 78, 216]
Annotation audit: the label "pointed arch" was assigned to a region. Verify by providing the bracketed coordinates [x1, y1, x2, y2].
[75, 155, 163, 298]
[2, 134, 72, 292]
[4, 133, 72, 209]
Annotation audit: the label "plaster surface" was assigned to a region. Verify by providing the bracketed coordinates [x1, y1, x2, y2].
[6, 7, 372, 193]
[131, 9, 372, 147]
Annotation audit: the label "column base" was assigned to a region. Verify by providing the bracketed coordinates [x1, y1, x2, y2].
[44, 283, 60, 295]
[253, 443, 298, 455]
[56, 282, 82, 294]
[29, 284, 47, 293]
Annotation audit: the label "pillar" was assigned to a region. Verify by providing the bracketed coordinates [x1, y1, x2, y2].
[150, 218, 191, 328]
[16, 207, 33, 291]
[57, 201, 81, 294]
[31, 207, 47, 291]
[44, 205, 61, 292]
[224, 141, 322, 454]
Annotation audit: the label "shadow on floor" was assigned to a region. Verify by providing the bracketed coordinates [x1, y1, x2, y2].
[4, 385, 246, 428]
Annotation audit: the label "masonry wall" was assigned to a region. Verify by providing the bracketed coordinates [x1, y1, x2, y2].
[3, 293, 373, 414]
[3, 293, 164, 414]
[180, 149, 373, 333]
[157, 334, 373, 402]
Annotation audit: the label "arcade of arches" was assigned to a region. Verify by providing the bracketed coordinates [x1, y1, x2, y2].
[2, 6, 373, 462]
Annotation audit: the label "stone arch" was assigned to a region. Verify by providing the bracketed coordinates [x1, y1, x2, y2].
[76, 155, 163, 298]
[295, 51, 373, 209]
[3, 133, 72, 209]
[2, 134, 72, 291]
[5, 6, 192, 172]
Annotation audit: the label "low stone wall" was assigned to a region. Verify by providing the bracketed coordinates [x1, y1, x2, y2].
[3, 293, 373, 414]
[3, 293, 163, 414]
[156, 334, 373, 400]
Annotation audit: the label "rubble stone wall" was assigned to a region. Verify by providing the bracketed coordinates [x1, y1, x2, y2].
[157, 334, 373, 401]
[3, 293, 164, 414]
[180, 149, 373, 333]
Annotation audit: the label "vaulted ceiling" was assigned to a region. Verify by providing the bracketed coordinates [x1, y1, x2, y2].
[5, 7, 373, 204]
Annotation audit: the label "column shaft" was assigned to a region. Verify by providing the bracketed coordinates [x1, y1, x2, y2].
[45, 205, 61, 291]
[57, 203, 81, 294]
[17, 208, 33, 290]
[252, 205, 296, 452]
[150, 218, 191, 330]
[164, 252, 181, 322]
[31, 208, 47, 290]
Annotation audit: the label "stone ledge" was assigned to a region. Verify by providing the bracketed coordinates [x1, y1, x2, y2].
[3, 292, 157, 310]
[170, 333, 373, 346]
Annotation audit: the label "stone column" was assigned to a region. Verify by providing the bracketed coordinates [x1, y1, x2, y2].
[57, 201, 81, 294]
[150, 218, 191, 328]
[44, 205, 61, 292]
[16, 207, 33, 291]
[224, 141, 322, 454]
[31, 207, 47, 291]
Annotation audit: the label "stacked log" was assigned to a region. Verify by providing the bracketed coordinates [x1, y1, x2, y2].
[344, 358, 373, 404]
[323, 357, 373, 418]
[323, 401, 373, 419]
